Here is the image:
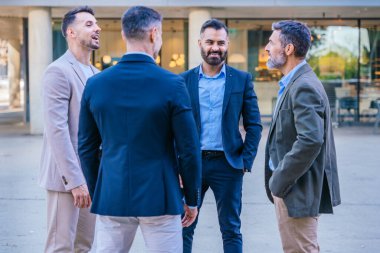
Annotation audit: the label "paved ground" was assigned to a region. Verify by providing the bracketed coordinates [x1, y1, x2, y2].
[0, 122, 379, 253]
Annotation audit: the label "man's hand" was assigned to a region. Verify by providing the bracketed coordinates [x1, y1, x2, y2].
[181, 204, 198, 227]
[71, 184, 91, 208]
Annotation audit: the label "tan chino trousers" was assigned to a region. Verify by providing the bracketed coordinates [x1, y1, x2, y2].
[273, 195, 320, 253]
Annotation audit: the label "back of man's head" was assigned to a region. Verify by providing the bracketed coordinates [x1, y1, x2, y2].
[121, 6, 162, 41]
[61, 6, 94, 38]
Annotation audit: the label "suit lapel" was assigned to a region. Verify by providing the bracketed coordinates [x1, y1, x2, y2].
[268, 82, 290, 136]
[190, 67, 201, 128]
[90, 64, 100, 74]
[64, 50, 87, 86]
[268, 63, 313, 138]
[222, 65, 233, 116]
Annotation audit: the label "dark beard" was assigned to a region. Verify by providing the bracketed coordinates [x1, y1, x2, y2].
[88, 41, 100, 50]
[89, 44, 100, 50]
[201, 49, 227, 66]
[81, 39, 100, 50]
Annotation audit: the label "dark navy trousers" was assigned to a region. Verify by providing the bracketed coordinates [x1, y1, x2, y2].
[182, 153, 244, 253]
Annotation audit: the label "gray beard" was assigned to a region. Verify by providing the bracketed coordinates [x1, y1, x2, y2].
[266, 53, 286, 69]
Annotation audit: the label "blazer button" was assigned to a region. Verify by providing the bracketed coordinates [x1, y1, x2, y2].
[62, 176, 68, 185]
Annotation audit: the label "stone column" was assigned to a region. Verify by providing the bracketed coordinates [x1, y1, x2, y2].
[7, 40, 21, 108]
[188, 9, 211, 69]
[28, 7, 52, 134]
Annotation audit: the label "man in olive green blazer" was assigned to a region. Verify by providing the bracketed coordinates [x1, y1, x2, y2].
[264, 20, 341, 253]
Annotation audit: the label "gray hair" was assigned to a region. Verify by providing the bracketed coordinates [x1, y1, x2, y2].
[272, 20, 311, 58]
[121, 6, 162, 41]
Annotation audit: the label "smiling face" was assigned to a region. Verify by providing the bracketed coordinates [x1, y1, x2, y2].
[198, 27, 229, 66]
[265, 30, 287, 70]
[67, 12, 101, 50]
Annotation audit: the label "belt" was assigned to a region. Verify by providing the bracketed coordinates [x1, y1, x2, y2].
[202, 150, 224, 158]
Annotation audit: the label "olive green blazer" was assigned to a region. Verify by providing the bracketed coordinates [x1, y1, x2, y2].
[265, 63, 341, 217]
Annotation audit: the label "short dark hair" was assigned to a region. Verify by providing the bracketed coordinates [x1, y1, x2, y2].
[272, 20, 311, 58]
[61, 6, 95, 38]
[200, 19, 228, 35]
[121, 6, 162, 41]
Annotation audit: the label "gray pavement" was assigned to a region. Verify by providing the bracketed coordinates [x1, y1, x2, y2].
[0, 122, 380, 253]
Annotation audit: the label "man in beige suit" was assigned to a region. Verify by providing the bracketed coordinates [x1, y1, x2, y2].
[39, 6, 101, 253]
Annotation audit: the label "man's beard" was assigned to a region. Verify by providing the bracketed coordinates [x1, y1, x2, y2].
[201, 48, 227, 66]
[89, 42, 100, 50]
[266, 50, 287, 69]
[81, 39, 100, 50]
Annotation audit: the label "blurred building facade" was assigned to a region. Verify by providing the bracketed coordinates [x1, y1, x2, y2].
[0, 0, 379, 133]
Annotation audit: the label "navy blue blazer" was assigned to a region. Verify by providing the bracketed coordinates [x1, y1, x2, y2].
[78, 54, 201, 217]
[181, 65, 262, 171]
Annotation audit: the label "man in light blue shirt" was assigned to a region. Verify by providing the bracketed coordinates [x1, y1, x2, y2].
[181, 19, 262, 253]
[198, 64, 226, 151]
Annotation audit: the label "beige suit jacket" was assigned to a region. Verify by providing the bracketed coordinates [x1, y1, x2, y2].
[39, 50, 100, 192]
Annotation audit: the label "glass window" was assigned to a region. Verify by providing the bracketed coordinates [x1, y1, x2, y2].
[89, 19, 187, 73]
[304, 19, 359, 123]
[161, 20, 188, 74]
[360, 20, 380, 121]
[52, 21, 67, 60]
[228, 20, 282, 117]
[227, 19, 374, 123]
[93, 20, 125, 70]
[0, 18, 24, 114]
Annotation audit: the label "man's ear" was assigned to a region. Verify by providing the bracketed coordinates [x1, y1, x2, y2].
[150, 27, 158, 43]
[121, 30, 126, 42]
[285, 44, 295, 56]
[66, 27, 75, 38]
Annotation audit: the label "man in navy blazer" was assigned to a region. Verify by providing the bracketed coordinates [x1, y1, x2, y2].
[78, 6, 201, 252]
[181, 19, 262, 253]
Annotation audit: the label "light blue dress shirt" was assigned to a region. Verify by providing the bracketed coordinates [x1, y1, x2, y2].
[198, 64, 226, 151]
[269, 60, 307, 171]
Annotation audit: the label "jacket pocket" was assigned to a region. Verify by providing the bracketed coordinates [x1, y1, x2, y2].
[276, 109, 296, 144]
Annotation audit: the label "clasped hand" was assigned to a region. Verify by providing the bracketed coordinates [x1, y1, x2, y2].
[71, 184, 91, 208]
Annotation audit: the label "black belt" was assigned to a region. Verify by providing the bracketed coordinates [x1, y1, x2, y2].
[202, 150, 224, 158]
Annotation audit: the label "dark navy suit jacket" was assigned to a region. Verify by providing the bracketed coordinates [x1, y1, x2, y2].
[181, 65, 262, 171]
[78, 54, 201, 217]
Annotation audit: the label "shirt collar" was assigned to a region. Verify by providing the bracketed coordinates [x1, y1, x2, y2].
[199, 64, 226, 79]
[125, 51, 155, 61]
[279, 60, 306, 88]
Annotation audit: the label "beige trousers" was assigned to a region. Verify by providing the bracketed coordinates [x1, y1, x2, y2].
[45, 190, 96, 253]
[273, 195, 320, 253]
[95, 214, 182, 253]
